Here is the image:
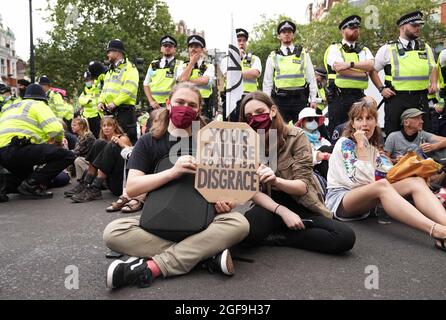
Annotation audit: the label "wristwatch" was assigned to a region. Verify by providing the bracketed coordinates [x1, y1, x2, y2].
[350, 61, 355, 68]
[378, 86, 386, 93]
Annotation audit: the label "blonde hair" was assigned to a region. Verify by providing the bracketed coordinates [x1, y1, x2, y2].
[72, 117, 91, 137]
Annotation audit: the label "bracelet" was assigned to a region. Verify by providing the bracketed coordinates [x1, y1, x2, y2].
[274, 204, 281, 215]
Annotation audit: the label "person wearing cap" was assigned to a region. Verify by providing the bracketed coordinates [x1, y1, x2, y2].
[263, 20, 318, 123]
[314, 67, 328, 114]
[17, 79, 31, 99]
[0, 84, 75, 200]
[79, 61, 106, 138]
[39, 76, 66, 120]
[0, 85, 20, 116]
[220, 28, 262, 121]
[143, 35, 183, 110]
[384, 108, 446, 164]
[99, 39, 139, 143]
[373, 11, 437, 136]
[296, 107, 333, 179]
[324, 15, 375, 135]
[177, 35, 215, 120]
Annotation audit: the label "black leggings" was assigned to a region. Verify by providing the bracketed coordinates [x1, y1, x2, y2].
[241, 191, 355, 254]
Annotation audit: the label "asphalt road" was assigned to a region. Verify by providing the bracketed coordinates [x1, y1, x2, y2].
[1, 184, 446, 300]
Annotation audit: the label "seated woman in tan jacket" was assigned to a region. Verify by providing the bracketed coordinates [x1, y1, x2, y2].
[239, 91, 355, 254]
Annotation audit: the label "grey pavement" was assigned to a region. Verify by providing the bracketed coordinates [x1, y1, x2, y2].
[1, 184, 446, 300]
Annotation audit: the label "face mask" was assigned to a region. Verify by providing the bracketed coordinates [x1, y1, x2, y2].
[305, 120, 319, 131]
[85, 81, 93, 88]
[170, 106, 198, 129]
[248, 113, 272, 131]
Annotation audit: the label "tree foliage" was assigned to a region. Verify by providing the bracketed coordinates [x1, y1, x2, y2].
[34, 0, 184, 101]
[249, 0, 446, 84]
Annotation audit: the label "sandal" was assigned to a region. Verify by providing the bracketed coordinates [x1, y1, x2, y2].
[106, 196, 130, 212]
[430, 223, 446, 252]
[121, 199, 144, 214]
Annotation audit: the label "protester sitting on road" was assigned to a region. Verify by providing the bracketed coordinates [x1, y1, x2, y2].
[71, 117, 96, 180]
[238, 91, 355, 254]
[296, 107, 333, 179]
[103, 83, 249, 289]
[65, 117, 132, 202]
[384, 108, 446, 165]
[325, 97, 446, 252]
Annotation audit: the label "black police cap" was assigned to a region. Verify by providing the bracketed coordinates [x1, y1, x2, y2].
[277, 20, 296, 34]
[24, 84, 48, 102]
[187, 35, 206, 48]
[236, 28, 249, 40]
[0, 84, 10, 94]
[107, 39, 126, 53]
[18, 79, 31, 87]
[339, 15, 362, 30]
[315, 67, 327, 78]
[397, 11, 424, 27]
[160, 35, 177, 47]
[38, 76, 51, 85]
[88, 61, 106, 78]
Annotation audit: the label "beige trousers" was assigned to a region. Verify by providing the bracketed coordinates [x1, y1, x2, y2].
[103, 212, 249, 277]
[74, 156, 89, 180]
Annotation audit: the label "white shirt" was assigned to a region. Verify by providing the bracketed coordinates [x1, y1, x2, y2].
[374, 37, 435, 72]
[263, 44, 317, 102]
[143, 56, 176, 86]
[326, 39, 374, 68]
[439, 49, 446, 67]
[176, 58, 215, 86]
[219, 53, 262, 75]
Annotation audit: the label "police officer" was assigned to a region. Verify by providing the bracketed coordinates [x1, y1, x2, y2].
[62, 94, 74, 131]
[17, 79, 31, 99]
[0, 85, 20, 116]
[324, 15, 375, 134]
[220, 28, 262, 121]
[178, 35, 215, 120]
[144, 35, 183, 110]
[99, 39, 139, 143]
[438, 48, 446, 99]
[263, 20, 317, 123]
[314, 67, 328, 114]
[39, 76, 66, 120]
[79, 61, 106, 138]
[0, 84, 75, 199]
[373, 11, 437, 136]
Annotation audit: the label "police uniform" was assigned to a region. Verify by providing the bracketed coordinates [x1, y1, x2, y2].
[79, 62, 106, 138]
[263, 21, 317, 123]
[438, 49, 446, 98]
[220, 28, 262, 121]
[0, 85, 20, 117]
[324, 15, 374, 134]
[144, 36, 183, 108]
[177, 35, 215, 119]
[0, 84, 75, 199]
[39, 76, 66, 120]
[374, 11, 436, 135]
[100, 39, 139, 143]
[314, 67, 328, 114]
[63, 97, 74, 131]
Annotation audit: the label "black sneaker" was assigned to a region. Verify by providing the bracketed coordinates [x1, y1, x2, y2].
[106, 257, 153, 289]
[17, 179, 53, 199]
[64, 181, 87, 198]
[71, 186, 102, 203]
[201, 249, 234, 276]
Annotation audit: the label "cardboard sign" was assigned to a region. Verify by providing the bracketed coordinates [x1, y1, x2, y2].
[195, 121, 259, 204]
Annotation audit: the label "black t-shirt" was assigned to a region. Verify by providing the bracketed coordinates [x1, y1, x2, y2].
[128, 132, 193, 174]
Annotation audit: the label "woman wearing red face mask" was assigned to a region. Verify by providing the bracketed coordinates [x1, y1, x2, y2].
[238, 91, 355, 254]
[103, 83, 249, 290]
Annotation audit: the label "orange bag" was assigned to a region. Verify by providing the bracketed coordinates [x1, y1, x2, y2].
[386, 151, 443, 183]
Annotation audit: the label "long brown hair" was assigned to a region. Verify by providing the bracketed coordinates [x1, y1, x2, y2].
[343, 97, 382, 148]
[239, 91, 288, 153]
[150, 82, 206, 139]
[99, 116, 126, 140]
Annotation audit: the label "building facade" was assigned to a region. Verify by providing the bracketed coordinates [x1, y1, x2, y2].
[0, 15, 18, 92]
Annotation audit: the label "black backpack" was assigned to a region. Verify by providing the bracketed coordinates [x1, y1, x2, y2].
[139, 154, 215, 242]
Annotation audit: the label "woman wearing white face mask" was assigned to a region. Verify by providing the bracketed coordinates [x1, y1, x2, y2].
[297, 108, 333, 179]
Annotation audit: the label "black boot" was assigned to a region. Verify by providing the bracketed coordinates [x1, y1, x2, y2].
[71, 177, 103, 203]
[17, 178, 53, 199]
[0, 171, 8, 202]
[64, 172, 93, 198]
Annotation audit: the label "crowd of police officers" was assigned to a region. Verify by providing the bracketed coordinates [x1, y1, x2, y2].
[0, 10, 445, 201]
